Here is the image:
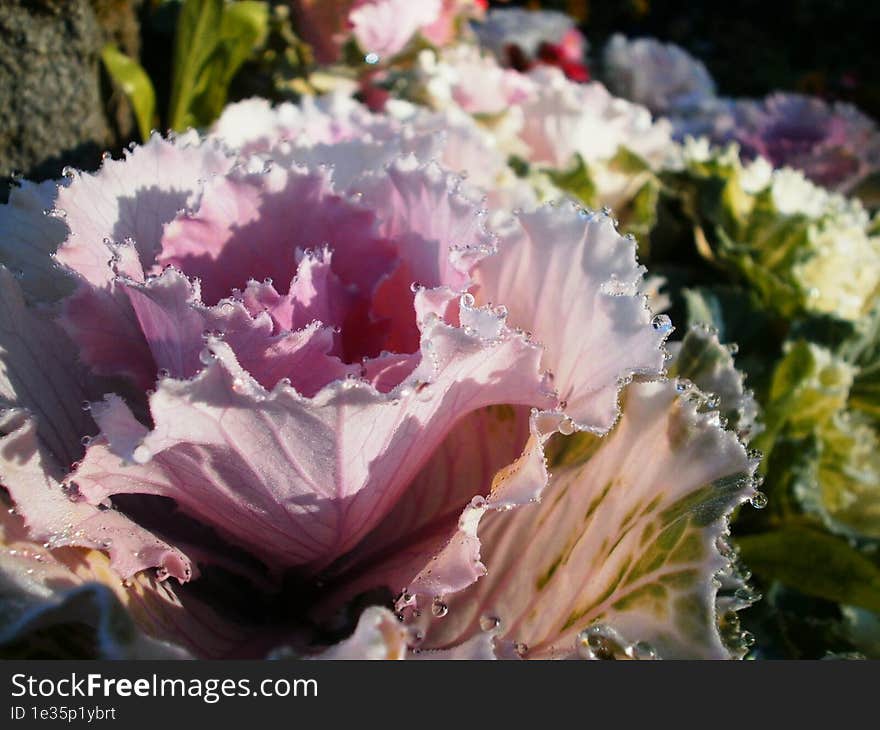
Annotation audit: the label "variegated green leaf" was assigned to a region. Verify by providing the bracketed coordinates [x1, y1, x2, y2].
[736, 526, 880, 613]
[100, 44, 157, 142]
[802, 412, 880, 540]
[424, 379, 757, 659]
[668, 324, 761, 440]
[546, 153, 597, 208]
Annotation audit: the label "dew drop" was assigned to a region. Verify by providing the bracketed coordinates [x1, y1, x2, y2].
[577, 624, 628, 660]
[364, 52, 380, 65]
[735, 587, 761, 604]
[625, 641, 658, 660]
[749, 491, 768, 509]
[514, 642, 528, 657]
[558, 418, 576, 436]
[480, 615, 501, 632]
[651, 314, 673, 333]
[132, 445, 152, 465]
[431, 597, 449, 618]
[199, 348, 215, 365]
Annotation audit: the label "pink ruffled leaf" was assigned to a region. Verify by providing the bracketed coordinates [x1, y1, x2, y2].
[475, 206, 667, 433]
[422, 380, 757, 659]
[240, 247, 355, 334]
[0, 409, 192, 583]
[0, 179, 74, 303]
[317, 405, 547, 615]
[0, 507, 263, 659]
[357, 158, 495, 293]
[71, 305, 553, 573]
[0, 266, 94, 465]
[59, 282, 156, 391]
[54, 132, 233, 288]
[0, 508, 192, 659]
[158, 163, 394, 304]
[120, 266, 357, 395]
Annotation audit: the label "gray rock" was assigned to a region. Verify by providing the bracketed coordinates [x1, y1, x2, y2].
[0, 0, 141, 201]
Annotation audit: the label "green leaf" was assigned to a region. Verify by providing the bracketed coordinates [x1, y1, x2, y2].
[762, 340, 854, 441]
[850, 171, 880, 210]
[607, 145, 651, 176]
[736, 526, 880, 612]
[100, 44, 157, 142]
[168, 0, 268, 131]
[851, 361, 880, 420]
[168, 0, 224, 131]
[618, 177, 660, 246]
[547, 154, 597, 208]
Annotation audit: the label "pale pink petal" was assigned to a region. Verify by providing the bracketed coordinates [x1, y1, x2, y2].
[390, 104, 531, 210]
[0, 267, 95, 465]
[317, 406, 552, 616]
[54, 132, 233, 287]
[283, 247, 352, 332]
[357, 157, 495, 292]
[475, 206, 666, 433]
[212, 93, 401, 153]
[349, 0, 443, 59]
[158, 163, 394, 304]
[240, 247, 355, 334]
[516, 68, 672, 169]
[121, 267, 357, 395]
[421, 380, 757, 659]
[361, 351, 419, 392]
[311, 606, 408, 659]
[0, 508, 192, 658]
[59, 282, 155, 390]
[0, 507, 264, 658]
[0, 410, 191, 583]
[223, 322, 358, 397]
[71, 303, 553, 572]
[121, 269, 207, 378]
[0, 179, 73, 303]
